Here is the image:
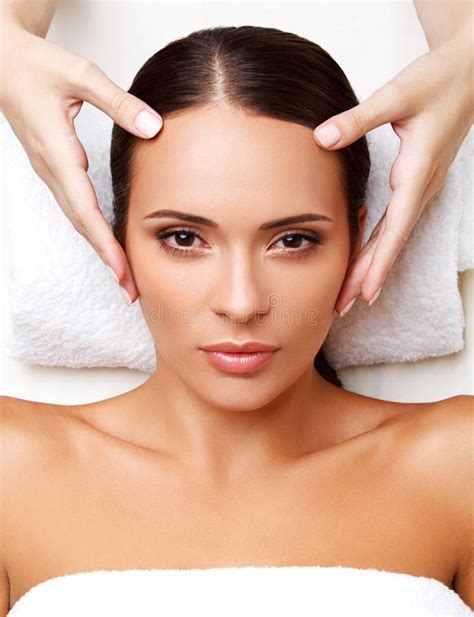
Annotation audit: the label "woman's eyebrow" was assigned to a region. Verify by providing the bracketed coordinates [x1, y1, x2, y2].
[143, 209, 333, 228]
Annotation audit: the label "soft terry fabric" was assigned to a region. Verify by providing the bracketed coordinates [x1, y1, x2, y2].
[7, 566, 473, 617]
[2, 106, 473, 371]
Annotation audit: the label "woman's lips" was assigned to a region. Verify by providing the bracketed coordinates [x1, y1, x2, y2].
[200, 349, 277, 373]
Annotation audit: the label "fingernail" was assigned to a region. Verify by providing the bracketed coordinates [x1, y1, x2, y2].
[339, 297, 356, 318]
[120, 286, 133, 306]
[106, 265, 119, 284]
[134, 110, 163, 138]
[368, 287, 382, 306]
[314, 124, 341, 147]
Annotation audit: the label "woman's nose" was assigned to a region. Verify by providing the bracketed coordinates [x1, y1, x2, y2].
[209, 254, 270, 323]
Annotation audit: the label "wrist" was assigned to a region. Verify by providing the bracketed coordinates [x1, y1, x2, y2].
[436, 28, 474, 124]
[1, 2, 58, 39]
[434, 27, 472, 72]
[436, 26, 473, 59]
[2, 14, 38, 40]
[1, 16, 34, 56]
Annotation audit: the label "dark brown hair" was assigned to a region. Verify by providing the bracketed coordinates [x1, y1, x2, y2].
[110, 25, 370, 388]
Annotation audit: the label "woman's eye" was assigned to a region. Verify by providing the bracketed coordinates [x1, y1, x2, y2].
[164, 230, 197, 248]
[153, 228, 324, 259]
[271, 231, 324, 259]
[154, 228, 204, 257]
[274, 233, 319, 250]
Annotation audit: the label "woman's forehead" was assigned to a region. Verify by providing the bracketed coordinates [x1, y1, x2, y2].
[130, 104, 345, 223]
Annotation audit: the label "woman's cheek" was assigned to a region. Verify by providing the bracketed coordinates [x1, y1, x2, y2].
[137, 261, 206, 335]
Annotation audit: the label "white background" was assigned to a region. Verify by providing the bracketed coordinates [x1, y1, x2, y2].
[1, 0, 472, 403]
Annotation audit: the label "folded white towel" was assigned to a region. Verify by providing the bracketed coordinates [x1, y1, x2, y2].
[7, 566, 473, 617]
[2, 104, 472, 371]
[324, 120, 474, 369]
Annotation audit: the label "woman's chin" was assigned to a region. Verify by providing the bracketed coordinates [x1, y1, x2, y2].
[186, 371, 299, 413]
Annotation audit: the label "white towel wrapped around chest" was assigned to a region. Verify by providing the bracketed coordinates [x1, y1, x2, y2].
[6, 566, 474, 617]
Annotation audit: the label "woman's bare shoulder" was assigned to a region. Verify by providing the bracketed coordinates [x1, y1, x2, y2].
[395, 394, 473, 456]
[1, 393, 64, 428]
[376, 394, 473, 475]
[0, 395, 82, 468]
[432, 395, 473, 607]
[394, 394, 473, 606]
[0, 394, 88, 421]
[350, 389, 472, 435]
[0, 395, 51, 451]
[366, 393, 472, 607]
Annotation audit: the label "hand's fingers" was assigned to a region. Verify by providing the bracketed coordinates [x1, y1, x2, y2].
[335, 216, 387, 314]
[71, 58, 163, 139]
[313, 81, 406, 149]
[47, 164, 138, 302]
[34, 124, 139, 302]
[360, 171, 435, 301]
[336, 165, 437, 313]
[347, 214, 387, 270]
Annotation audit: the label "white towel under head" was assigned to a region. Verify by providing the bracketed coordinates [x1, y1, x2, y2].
[7, 565, 473, 617]
[2, 105, 473, 371]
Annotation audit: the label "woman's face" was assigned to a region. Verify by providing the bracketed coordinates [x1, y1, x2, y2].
[125, 103, 366, 410]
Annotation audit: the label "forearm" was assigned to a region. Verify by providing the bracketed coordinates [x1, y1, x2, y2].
[413, 0, 473, 50]
[1, 0, 61, 38]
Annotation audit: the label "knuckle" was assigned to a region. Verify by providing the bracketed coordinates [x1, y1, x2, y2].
[28, 136, 49, 170]
[68, 56, 96, 90]
[432, 168, 447, 191]
[410, 155, 435, 178]
[401, 229, 411, 245]
[29, 154, 48, 177]
[393, 155, 434, 190]
[386, 81, 409, 114]
[94, 243, 109, 263]
[31, 139, 60, 175]
[345, 107, 368, 136]
[110, 89, 134, 117]
[68, 209, 89, 240]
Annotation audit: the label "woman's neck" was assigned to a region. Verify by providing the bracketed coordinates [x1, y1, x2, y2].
[98, 363, 346, 482]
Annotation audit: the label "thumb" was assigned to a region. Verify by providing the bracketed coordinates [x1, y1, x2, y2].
[313, 85, 396, 149]
[75, 60, 163, 139]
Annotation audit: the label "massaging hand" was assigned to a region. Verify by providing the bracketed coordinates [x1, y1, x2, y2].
[0, 24, 163, 304]
[314, 33, 474, 316]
